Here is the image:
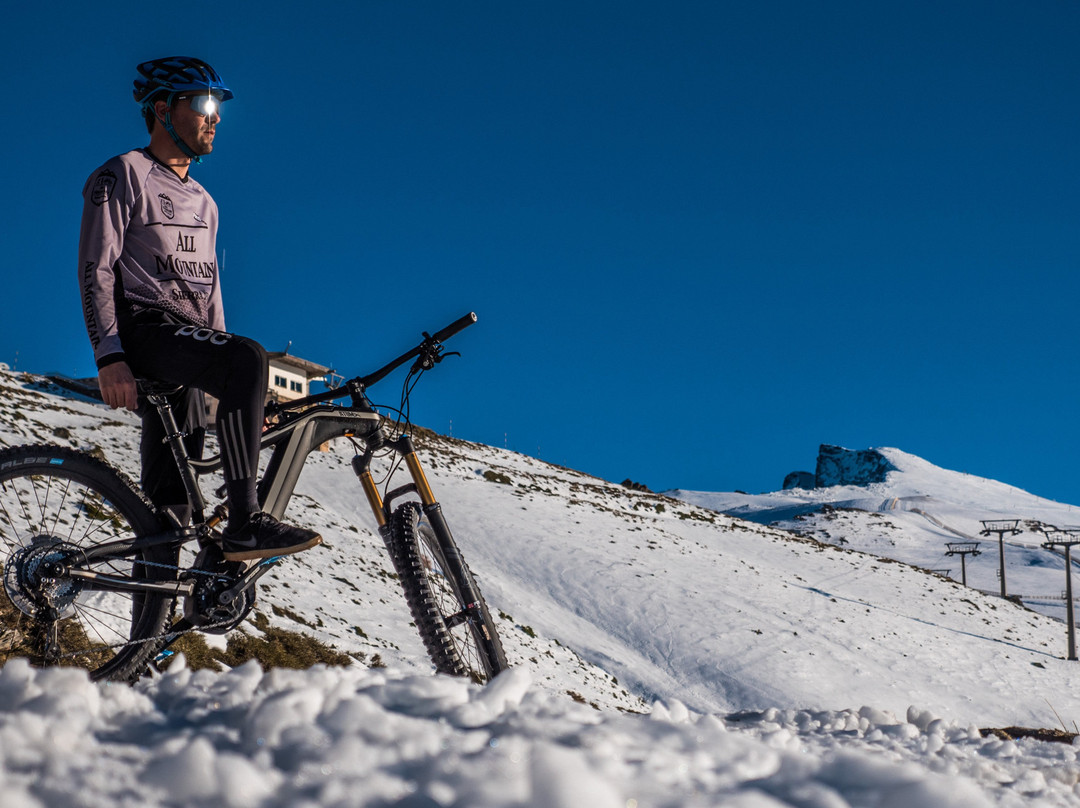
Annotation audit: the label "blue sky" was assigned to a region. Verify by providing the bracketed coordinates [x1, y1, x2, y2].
[5, 2, 1080, 502]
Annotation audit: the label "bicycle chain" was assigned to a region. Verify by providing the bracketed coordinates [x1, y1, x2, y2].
[99, 553, 227, 578]
[51, 554, 270, 664]
[55, 613, 239, 664]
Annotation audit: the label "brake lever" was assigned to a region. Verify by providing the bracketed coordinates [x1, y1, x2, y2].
[413, 347, 462, 373]
[411, 348, 440, 373]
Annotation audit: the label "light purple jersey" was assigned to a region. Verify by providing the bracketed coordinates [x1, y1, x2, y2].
[78, 149, 225, 367]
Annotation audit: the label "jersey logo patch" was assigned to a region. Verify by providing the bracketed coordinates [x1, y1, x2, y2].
[159, 193, 175, 219]
[91, 170, 116, 206]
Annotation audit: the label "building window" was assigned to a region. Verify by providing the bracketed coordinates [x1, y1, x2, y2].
[290, 381, 303, 393]
[274, 375, 287, 388]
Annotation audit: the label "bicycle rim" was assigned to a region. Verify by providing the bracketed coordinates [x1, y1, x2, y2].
[0, 445, 175, 681]
[389, 502, 506, 683]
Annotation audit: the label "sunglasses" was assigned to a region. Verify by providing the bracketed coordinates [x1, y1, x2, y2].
[175, 94, 222, 117]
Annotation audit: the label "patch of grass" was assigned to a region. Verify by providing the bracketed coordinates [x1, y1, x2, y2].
[564, 690, 601, 711]
[0, 565, 119, 672]
[676, 509, 715, 523]
[981, 727, 1077, 744]
[78, 492, 124, 530]
[332, 575, 362, 592]
[165, 632, 225, 672]
[483, 470, 512, 485]
[271, 603, 317, 629]
[162, 612, 353, 673]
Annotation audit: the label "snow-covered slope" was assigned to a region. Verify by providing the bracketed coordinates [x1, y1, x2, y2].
[672, 445, 1080, 621]
[4, 374, 1080, 806]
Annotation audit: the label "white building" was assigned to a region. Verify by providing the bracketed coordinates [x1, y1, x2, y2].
[267, 352, 331, 403]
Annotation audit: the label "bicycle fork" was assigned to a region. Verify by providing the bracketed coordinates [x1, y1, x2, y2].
[351, 434, 489, 621]
[351, 432, 437, 529]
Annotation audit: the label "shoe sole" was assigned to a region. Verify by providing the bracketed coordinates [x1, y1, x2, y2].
[223, 534, 323, 562]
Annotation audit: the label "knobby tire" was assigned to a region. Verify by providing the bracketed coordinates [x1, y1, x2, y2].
[388, 502, 507, 683]
[0, 445, 176, 681]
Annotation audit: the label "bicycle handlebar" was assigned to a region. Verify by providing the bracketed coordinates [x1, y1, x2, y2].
[269, 312, 478, 412]
[430, 311, 479, 344]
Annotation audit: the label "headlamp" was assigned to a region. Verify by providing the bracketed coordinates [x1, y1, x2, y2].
[177, 93, 221, 117]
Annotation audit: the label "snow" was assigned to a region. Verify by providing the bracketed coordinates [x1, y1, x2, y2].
[4, 372, 1080, 806]
[671, 446, 1080, 622]
[3, 657, 1078, 808]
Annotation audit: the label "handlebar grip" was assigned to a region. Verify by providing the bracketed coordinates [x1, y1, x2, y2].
[432, 312, 478, 343]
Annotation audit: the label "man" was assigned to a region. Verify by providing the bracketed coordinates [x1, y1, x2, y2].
[78, 56, 321, 562]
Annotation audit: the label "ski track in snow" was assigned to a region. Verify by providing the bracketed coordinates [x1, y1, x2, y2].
[2, 372, 1080, 806]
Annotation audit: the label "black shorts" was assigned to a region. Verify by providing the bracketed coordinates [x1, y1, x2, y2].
[121, 320, 268, 509]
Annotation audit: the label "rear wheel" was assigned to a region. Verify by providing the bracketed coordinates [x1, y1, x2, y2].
[388, 502, 507, 683]
[0, 445, 177, 681]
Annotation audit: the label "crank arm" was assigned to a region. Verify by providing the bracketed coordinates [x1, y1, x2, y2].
[216, 557, 280, 606]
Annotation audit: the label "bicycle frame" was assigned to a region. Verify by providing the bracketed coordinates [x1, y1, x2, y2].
[0, 312, 507, 683]
[67, 313, 485, 608]
[152, 391, 434, 529]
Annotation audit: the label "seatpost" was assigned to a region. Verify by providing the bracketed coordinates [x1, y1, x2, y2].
[147, 392, 207, 523]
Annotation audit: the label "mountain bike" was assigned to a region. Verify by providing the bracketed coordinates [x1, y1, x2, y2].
[0, 313, 507, 683]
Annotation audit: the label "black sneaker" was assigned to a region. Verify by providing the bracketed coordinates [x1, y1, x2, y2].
[221, 512, 322, 562]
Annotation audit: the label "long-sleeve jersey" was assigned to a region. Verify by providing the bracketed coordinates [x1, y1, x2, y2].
[78, 148, 225, 368]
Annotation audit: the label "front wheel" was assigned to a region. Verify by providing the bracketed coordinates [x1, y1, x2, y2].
[388, 502, 507, 683]
[0, 445, 177, 681]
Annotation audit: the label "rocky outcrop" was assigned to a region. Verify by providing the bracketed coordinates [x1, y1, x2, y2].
[815, 444, 896, 488]
[782, 471, 816, 490]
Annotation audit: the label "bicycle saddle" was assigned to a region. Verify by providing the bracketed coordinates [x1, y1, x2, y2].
[135, 378, 185, 397]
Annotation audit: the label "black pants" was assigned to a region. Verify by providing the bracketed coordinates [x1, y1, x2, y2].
[121, 321, 268, 525]
[138, 385, 206, 515]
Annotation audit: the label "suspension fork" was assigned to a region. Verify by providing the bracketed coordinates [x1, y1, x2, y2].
[352, 451, 388, 528]
[351, 434, 486, 614]
[351, 433, 437, 527]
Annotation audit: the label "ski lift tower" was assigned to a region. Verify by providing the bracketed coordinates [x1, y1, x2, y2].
[979, 519, 1022, 598]
[944, 541, 981, 587]
[1040, 530, 1080, 661]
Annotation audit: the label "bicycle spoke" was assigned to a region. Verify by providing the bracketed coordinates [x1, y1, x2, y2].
[72, 598, 131, 646]
[9, 477, 37, 544]
[388, 503, 504, 682]
[0, 447, 174, 679]
[46, 474, 76, 540]
[417, 540, 486, 673]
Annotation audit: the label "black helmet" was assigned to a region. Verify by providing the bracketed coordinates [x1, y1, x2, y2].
[133, 56, 233, 105]
[134, 57, 232, 163]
